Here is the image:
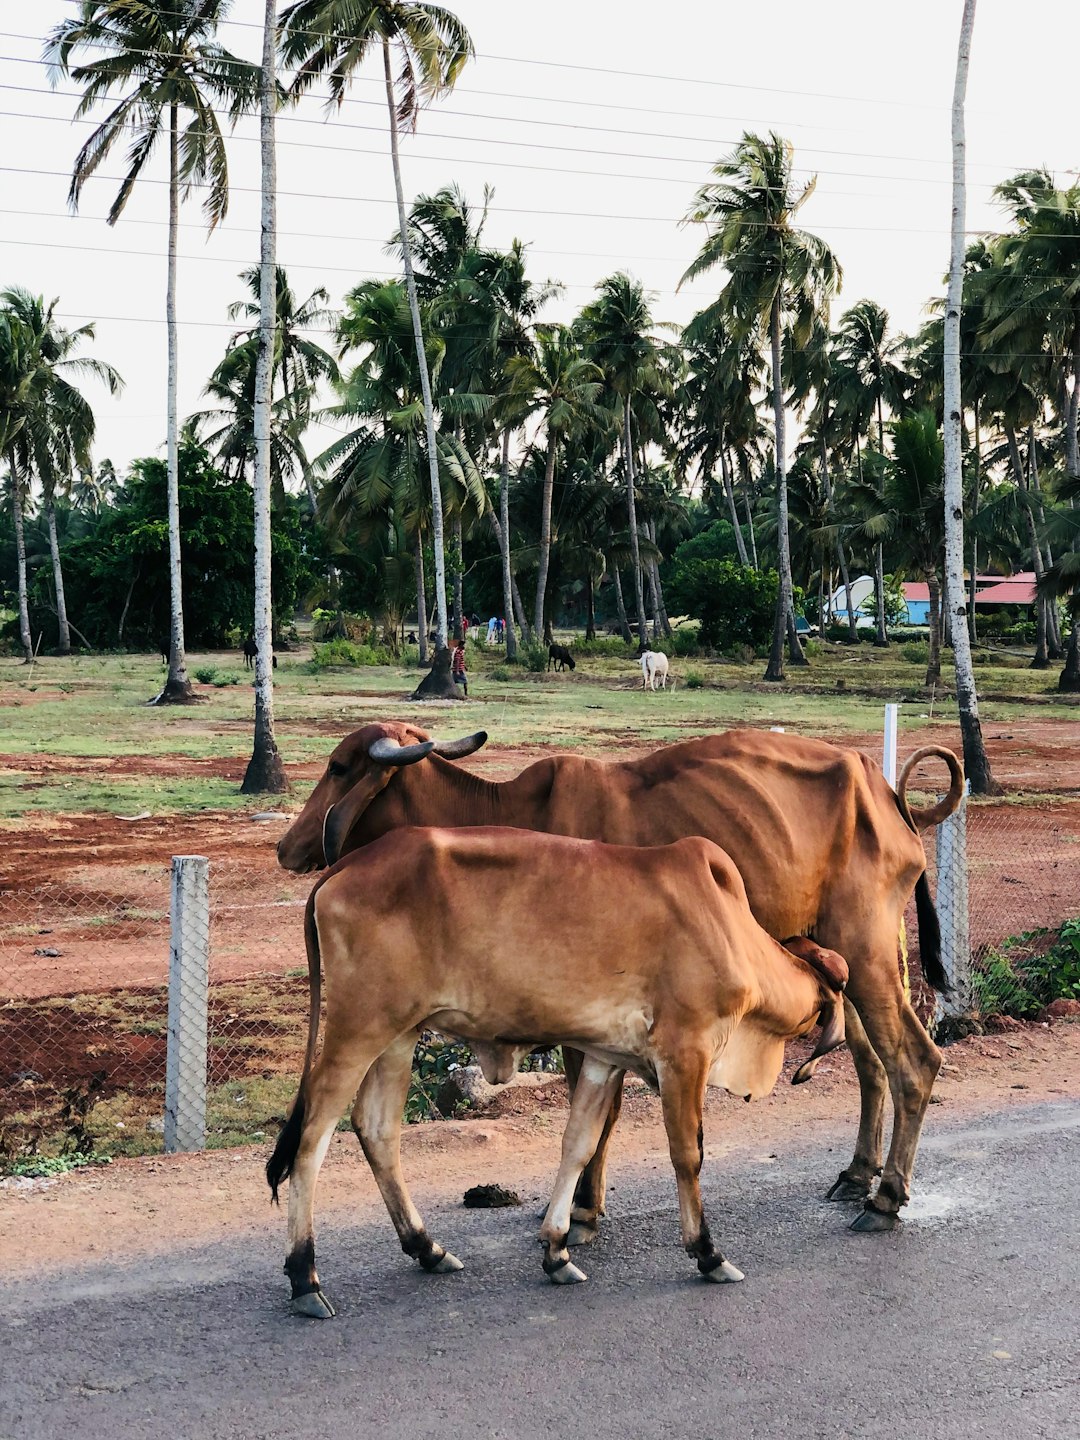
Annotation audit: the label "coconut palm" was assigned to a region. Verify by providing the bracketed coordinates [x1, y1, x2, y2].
[836, 300, 910, 647]
[47, 0, 259, 700]
[507, 326, 603, 641]
[1, 288, 122, 656]
[578, 273, 675, 644]
[280, 0, 474, 662]
[0, 308, 37, 661]
[682, 131, 841, 681]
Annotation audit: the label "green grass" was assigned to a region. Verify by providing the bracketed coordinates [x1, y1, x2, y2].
[0, 640, 1075, 820]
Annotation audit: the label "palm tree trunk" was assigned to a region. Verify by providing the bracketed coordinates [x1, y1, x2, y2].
[622, 398, 649, 645]
[873, 398, 889, 647]
[153, 101, 195, 705]
[533, 430, 557, 639]
[585, 569, 596, 641]
[117, 565, 138, 647]
[820, 431, 859, 642]
[1028, 426, 1063, 656]
[496, 425, 517, 659]
[969, 399, 980, 642]
[1007, 424, 1050, 668]
[924, 568, 942, 684]
[383, 39, 448, 654]
[740, 452, 759, 568]
[414, 539, 429, 663]
[511, 572, 530, 644]
[765, 293, 804, 679]
[44, 501, 71, 655]
[612, 566, 632, 644]
[719, 445, 749, 566]
[242, 0, 287, 794]
[11, 472, 33, 663]
[451, 512, 464, 640]
[1060, 613, 1080, 692]
[945, 0, 997, 792]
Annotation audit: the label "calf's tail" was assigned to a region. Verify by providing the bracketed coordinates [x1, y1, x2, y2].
[267, 885, 325, 1204]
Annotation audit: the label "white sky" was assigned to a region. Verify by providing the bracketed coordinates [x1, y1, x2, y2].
[1, 0, 1077, 473]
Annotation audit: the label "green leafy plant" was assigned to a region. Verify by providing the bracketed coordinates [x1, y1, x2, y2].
[309, 638, 393, 670]
[684, 669, 705, 689]
[194, 666, 216, 684]
[667, 559, 781, 652]
[901, 641, 929, 664]
[405, 1037, 473, 1123]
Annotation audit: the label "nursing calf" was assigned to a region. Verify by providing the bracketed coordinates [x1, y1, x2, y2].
[267, 827, 848, 1316]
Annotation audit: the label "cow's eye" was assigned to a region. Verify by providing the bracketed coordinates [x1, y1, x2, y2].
[327, 761, 347, 779]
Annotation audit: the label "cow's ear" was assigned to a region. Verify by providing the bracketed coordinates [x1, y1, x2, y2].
[791, 996, 847, 1085]
[323, 769, 395, 865]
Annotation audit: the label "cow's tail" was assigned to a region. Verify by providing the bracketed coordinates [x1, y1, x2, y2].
[266, 882, 325, 1204]
[893, 746, 964, 996]
[895, 745, 965, 832]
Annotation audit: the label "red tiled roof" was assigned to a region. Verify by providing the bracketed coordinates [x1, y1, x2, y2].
[902, 583, 930, 602]
[973, 579, 1036, 605]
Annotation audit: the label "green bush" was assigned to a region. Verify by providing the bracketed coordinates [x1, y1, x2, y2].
[684, 669, 705, 689]
[971, 919, 1080, 1020]
[309, 637, 393, 670]
[901, 641, 929, 664]
[489, 665, 513, 681]
[406, 1038, 473, 1124]
[669, 626, 702, 657]
[519, 641, 548, 672]
[824, 622, 862, 643]
[212, 673, 242, 688]
[667, 559, 781, 652]
[194, 666, 216, 684]
[572, 635, 637, 657]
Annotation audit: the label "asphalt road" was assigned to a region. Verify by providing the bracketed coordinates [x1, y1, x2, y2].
[2, 1100, 1078, 1440]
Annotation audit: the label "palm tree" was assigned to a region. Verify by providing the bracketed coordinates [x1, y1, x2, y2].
[852, 412, 945, 686]
[241, 0, 286, 794]
[47, 0, 259, 701]
[682, 132, 841, 681]
[579, 273, 675, 645]
[507, 326, 603, 641]
[280, 0, 474, 663]
[1, 288, 122, 656]
[836, 300, 910, 647]
[0, 308, 36, 661]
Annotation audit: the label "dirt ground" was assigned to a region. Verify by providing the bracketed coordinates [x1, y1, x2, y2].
[3, 1018, 1078, 1278]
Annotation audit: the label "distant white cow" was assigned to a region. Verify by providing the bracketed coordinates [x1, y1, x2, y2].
[640, 649, 674, 691]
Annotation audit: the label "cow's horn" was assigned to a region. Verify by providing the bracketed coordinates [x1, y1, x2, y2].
[430, 730, 488, 760]
[367, 736, 436, 766]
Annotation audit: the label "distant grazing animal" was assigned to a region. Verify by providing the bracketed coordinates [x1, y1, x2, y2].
[243, 638, 276, 670]
[276, 722, 963, 1233]
[548, 643, 576, 672]
[266, 826, 849, 1315]
[640, 649, 673, 690]
[159, 638, 169, 665]
[406, 632, 417, 645]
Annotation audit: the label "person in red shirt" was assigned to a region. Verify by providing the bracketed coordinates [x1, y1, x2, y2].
[451, 639, 468, 695]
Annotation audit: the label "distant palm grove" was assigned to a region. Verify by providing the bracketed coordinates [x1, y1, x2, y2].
[2, 1, 1079, 729]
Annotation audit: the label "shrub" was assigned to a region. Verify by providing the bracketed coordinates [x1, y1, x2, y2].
[684, 669, 705, 689]
[572, 635, 637, 657]
[667, 559, 781, 652]
[490, 665, 512, 681]
[519, 641, 548, 672]
[669, 626, 702, 657]
[901, 641, 929, 664]
[970, 919, 1080, 1019]
[194, 666, 216, 684]
[824, 622, 862, 643]
[311, 609, 376, 644]
[406, 1038, 473, 1124]
[212, 672, 242, 688]
[309, 637, 393, 670]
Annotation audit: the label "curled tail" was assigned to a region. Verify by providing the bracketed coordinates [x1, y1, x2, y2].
[893, 745, 963, 996]
[266, 884, 325, 1204]
[896, 745, 964, 832]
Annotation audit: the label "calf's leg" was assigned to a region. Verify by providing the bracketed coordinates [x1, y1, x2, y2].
[540, 1060, 624, 1285]
[352, 1033, 463, 1275]
[658, 1049, 743, 1284]
[284, 1048, 378, 1318]
[563, 1049, 624, 1245]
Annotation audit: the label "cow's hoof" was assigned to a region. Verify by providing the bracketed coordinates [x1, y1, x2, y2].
[701, 1259, 744, 1284]
[291, 1289, 336, 1318]
[426, 1250, 464, 1274]
[826, 1172, 872, 1203]
[566, 1221, 599, 1248]
[849, 1206, 901, 1234]
[548, 1261, 588, 1285]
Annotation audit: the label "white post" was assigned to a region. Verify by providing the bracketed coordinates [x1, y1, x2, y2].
[883, 703, 898, 788]
[769, 726, 785, 733]
[165, 855, 209, 1152]
[935, 785, 972, 1018]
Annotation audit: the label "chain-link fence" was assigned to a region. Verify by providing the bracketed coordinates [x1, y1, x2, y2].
[3, 764, 1079, 1166]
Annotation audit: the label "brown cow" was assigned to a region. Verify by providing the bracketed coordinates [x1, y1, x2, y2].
[276, 723, 963, 1231]
[266, 828, 849, 1316]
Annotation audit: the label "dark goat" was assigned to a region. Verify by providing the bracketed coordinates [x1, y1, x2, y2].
[243, 638, 276, 669]
[548, 643, 576, 672]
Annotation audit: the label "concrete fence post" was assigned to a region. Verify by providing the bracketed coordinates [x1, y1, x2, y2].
[882, 703, 898, 788]
[935, 785, 972, 1019]
[165, 855, 210, 1152]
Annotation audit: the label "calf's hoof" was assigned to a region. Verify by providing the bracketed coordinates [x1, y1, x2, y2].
[547, 1260, 588, 1286]
[849, 1205, 901, 1234]
[423, 1250, 464, 1274]
[566, 1220, 599, 1248]
[826, 1171, 872, 1203]
[291, 1289, 336, 1319]
[699, 1257, 744, 1284]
